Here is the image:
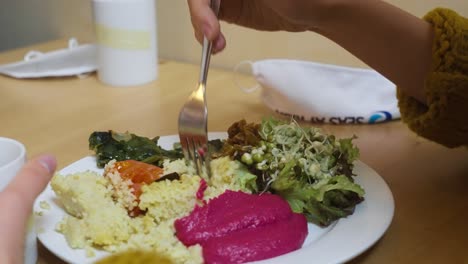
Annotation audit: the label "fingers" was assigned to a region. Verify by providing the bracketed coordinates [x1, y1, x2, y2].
[0, 154, 56, 263]
[188, 0, 222, 44]
[194, 29, 226, 53]
[213, 32, 226, 54]
[1, 154, 56, 212]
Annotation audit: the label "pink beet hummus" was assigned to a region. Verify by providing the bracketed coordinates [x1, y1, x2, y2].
[174, 190, 308, 264]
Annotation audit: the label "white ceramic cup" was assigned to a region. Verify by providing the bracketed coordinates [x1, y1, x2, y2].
[92, 0, 158, 87]
[0, 137, 37, 264]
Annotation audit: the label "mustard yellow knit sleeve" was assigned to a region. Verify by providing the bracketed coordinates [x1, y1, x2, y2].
[397, 8, 468, 148]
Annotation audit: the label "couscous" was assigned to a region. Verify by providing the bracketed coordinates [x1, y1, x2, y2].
[51, 156, 255, 263]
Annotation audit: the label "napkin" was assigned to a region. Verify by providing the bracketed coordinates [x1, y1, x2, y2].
[0, 38, 97, 78]
[236, 59, 400, 124]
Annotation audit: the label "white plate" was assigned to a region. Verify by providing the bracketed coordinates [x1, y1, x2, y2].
[34, 132, 394, 264]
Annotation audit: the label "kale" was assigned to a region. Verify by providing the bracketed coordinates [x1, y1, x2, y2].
[89, 131, 183, 168]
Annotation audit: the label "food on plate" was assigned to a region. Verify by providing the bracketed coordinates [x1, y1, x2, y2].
[90, 118, 365, 227]
[89, 130, 224, 169]
[39, 200, 50, 210]
[52, 171, 134, 249]
[95, 250, 173, 264]
[52, 167, 204, 262]
[47, 117, 365, 263]
[175, 190, 308, 264]
[50, 155, 259, 262]
[88, 130, 184, 168]
[215, 118, 365, 226]
[104, 159, 164, 216]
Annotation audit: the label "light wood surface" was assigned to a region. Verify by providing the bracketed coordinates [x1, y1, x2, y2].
[1, 40, 467, 264]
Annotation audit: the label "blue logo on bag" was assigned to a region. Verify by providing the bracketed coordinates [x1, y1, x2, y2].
[369, 111, 392, 124]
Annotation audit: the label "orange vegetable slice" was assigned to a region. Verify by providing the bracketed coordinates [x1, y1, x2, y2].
[114, 160, 164, 217]
[115, 160, 164, 185]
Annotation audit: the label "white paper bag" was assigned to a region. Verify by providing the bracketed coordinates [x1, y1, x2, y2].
[0, 38, 96, 78]
[236, 59, 400, 124]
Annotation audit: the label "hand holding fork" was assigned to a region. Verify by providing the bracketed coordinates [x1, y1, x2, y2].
[178, 0, 221, 179]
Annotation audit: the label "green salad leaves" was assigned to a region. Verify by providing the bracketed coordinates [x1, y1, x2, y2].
[216, 118, 364, 226]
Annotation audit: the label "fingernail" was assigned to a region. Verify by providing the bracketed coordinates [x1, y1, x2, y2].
[38, 155, 57, 174]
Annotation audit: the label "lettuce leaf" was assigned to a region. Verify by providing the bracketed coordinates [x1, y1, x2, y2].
[313, 175, 365, 202]
[274, 175, 364, 226]
[232, 162, 258, 193]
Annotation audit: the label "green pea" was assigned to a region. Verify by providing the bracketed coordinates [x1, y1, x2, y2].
[252, 153, 264, 163]
[267, 143, 275, 151]
[241, 153, 253, 165]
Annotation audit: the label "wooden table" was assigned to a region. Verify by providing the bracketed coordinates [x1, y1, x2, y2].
[1, 40, 467, 264]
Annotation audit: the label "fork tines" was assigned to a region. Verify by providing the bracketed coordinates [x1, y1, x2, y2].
[179, 134, 211, 179]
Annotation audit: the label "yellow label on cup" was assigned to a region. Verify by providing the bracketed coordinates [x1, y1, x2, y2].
[95, 23, 151, 50]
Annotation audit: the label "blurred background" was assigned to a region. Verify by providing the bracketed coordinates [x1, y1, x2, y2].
[1, 0, 467, 70]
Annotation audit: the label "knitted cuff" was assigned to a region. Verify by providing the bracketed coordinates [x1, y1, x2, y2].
[397, 8, 468, 148]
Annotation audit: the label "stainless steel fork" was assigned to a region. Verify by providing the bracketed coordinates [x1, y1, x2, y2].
[178, 0, 220, 179]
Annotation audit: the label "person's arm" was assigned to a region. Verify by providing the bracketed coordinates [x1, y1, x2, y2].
[315, 0, 433, 104]
[188, 0, 468, 147]
[189, 0, 434, 104]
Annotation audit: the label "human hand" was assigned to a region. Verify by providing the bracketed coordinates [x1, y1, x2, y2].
[187, 0, 327, 53]
[0, 154, 56, 264]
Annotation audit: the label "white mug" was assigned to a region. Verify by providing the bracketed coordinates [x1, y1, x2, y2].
[0, 137, 36, 264]
[92, 0, 158, 87]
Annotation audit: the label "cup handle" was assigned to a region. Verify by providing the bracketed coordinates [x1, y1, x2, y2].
[233, 60, 261, 93]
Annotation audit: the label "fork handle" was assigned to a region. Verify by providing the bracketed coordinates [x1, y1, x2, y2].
[199, 0, 221, 85]
[199, 37, 213, 85]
